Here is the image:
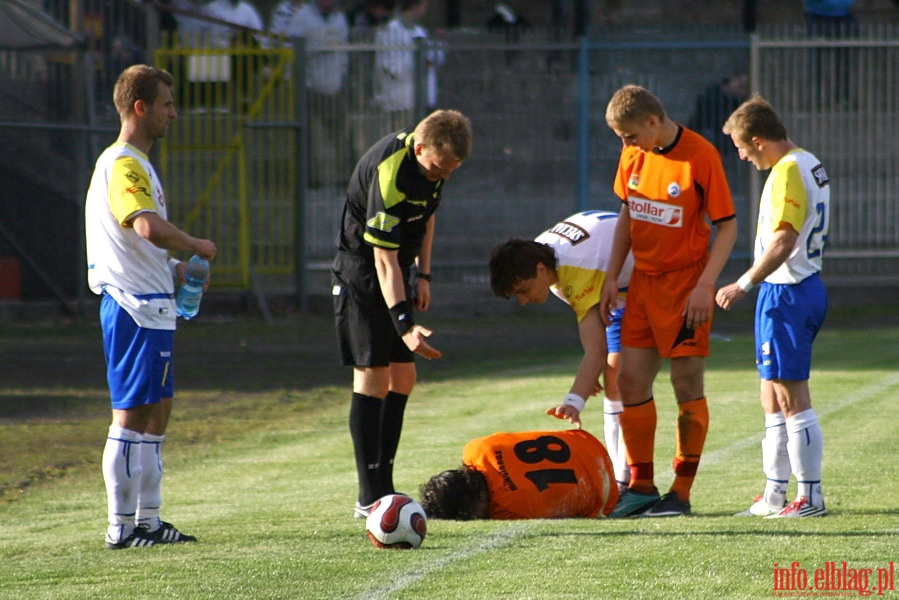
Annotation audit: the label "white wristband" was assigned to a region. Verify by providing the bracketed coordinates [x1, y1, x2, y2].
[562, 393, 586, 413]
[737, 274, 754, 292]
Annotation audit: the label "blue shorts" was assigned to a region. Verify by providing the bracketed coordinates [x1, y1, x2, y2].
[755, 274, 827, 381]
[606, 307, 624, 354]
[101, 293, 174, 410]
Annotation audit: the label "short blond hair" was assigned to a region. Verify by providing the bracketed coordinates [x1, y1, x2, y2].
[605, 85, 666, 128]
[722, 93, 788, 144]
[413, 109, 473, 162]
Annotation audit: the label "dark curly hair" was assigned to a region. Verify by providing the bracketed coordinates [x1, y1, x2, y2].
[489, 238, 557, 298]
[419, 466, 488, 520]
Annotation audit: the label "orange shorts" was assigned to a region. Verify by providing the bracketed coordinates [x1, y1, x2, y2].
[620, 262, 712, 359]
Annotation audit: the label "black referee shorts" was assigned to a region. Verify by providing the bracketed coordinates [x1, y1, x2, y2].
[331, 253, 414, 367]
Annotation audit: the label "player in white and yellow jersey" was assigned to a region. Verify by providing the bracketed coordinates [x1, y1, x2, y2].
[489, 211, 634, 492]
[718, 94, 830, 518]
[85, 65, 216, 549]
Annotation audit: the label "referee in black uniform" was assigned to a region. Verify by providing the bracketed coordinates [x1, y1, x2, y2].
[331, 109, 473, 518]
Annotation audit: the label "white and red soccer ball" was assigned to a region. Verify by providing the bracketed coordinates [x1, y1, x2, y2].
[365, 493, 428, 549]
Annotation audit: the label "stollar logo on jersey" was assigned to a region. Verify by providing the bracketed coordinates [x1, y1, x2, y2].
[367, 211, 400, 233]
[628, 196, 683, 228]
[547, 220, 590, 245]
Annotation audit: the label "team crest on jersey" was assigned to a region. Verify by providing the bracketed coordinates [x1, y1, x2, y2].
[546, 220, 590, 245]
[811, 164, 829, 188]
[367, 211, 400, 232]
[628, 174, 640, 189]
[628, 196, 683, 228]
[667, 182, 681, 198]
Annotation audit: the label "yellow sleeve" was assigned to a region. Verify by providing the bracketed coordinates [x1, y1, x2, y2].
[556, 265, 605, 323]
[769, 161, 808, 232]
[108, 156, 156, 226]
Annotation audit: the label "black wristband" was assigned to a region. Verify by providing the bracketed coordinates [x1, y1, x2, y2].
[388, 300, 415, 336]
[415, 272, 432, 282]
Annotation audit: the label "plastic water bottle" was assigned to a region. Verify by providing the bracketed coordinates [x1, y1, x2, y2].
[175, 255, 210, 320]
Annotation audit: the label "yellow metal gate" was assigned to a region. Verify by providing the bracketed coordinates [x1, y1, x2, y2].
[154, 38, 297, 289]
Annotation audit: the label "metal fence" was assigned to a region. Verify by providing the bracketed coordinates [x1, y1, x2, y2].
[1, 16, 897, 309]
[750, 25, 899, 280]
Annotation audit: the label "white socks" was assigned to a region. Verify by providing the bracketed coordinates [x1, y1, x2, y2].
[102, 426, 166, 541]
[103, 425, 142, 541]
[603, 398, 630, 489]
[137, 433, 165, 531]
[762, 409, 825, 508]
[762, 412, 790, 507]
[786, 408, 824, 506]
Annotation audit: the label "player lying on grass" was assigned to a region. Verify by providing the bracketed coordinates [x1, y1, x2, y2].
[489, 210, 634, 493]
[419, 429, 619, 519]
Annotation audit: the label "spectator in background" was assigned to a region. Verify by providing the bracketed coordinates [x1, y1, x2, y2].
[286, 0, 351, 186]
[346, 0, 395, 169]
[688, 72, 749, 157]
[347, 0, 396, 32]
[487, 2, 532, 35]
[286, 0, 349, 93]
[803, 0, 858, 108]
[269, 0, 304, 37]
[205, 0, 264, 44]
[375, 0, 446, 126]
[205, 0, 265, 112]
[157, 0, 180, 38]
[172, 0, 213, 45]
[109, 35, 146, 75]
[163, 1, 214, 111]
[804, 0, 857, 35]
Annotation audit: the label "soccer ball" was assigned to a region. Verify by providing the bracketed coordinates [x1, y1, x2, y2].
[365, 493, 428, 549]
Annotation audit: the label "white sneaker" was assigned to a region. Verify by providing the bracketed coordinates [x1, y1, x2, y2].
[766, 496, 828, 518]
[734, 494, 787, 517]
[353, 501, 374, 519]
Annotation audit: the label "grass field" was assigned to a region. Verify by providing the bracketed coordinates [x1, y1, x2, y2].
[1, 305, 897, 599]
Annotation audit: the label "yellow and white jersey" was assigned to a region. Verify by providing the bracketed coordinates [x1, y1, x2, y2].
[534, 210, 633, 322]
[757, 148, 830, 285]
[85, 142, 176, 330]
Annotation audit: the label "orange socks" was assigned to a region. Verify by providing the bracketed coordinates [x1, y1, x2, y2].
[670, 397, 709, 502]
[620, 398, 657, 494]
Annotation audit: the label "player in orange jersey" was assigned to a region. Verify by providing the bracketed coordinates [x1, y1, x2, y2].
[419, 429, 619, 519]
[599, 85, 738, 517]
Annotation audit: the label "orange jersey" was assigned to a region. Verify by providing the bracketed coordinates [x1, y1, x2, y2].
[613, 126, 736, 275]
[462, 430, 618, 519]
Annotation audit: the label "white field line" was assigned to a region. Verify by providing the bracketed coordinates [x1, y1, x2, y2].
[702, 370, 899, 464]
[358, 371, 899, 599]
[357, 521, 534, 600]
